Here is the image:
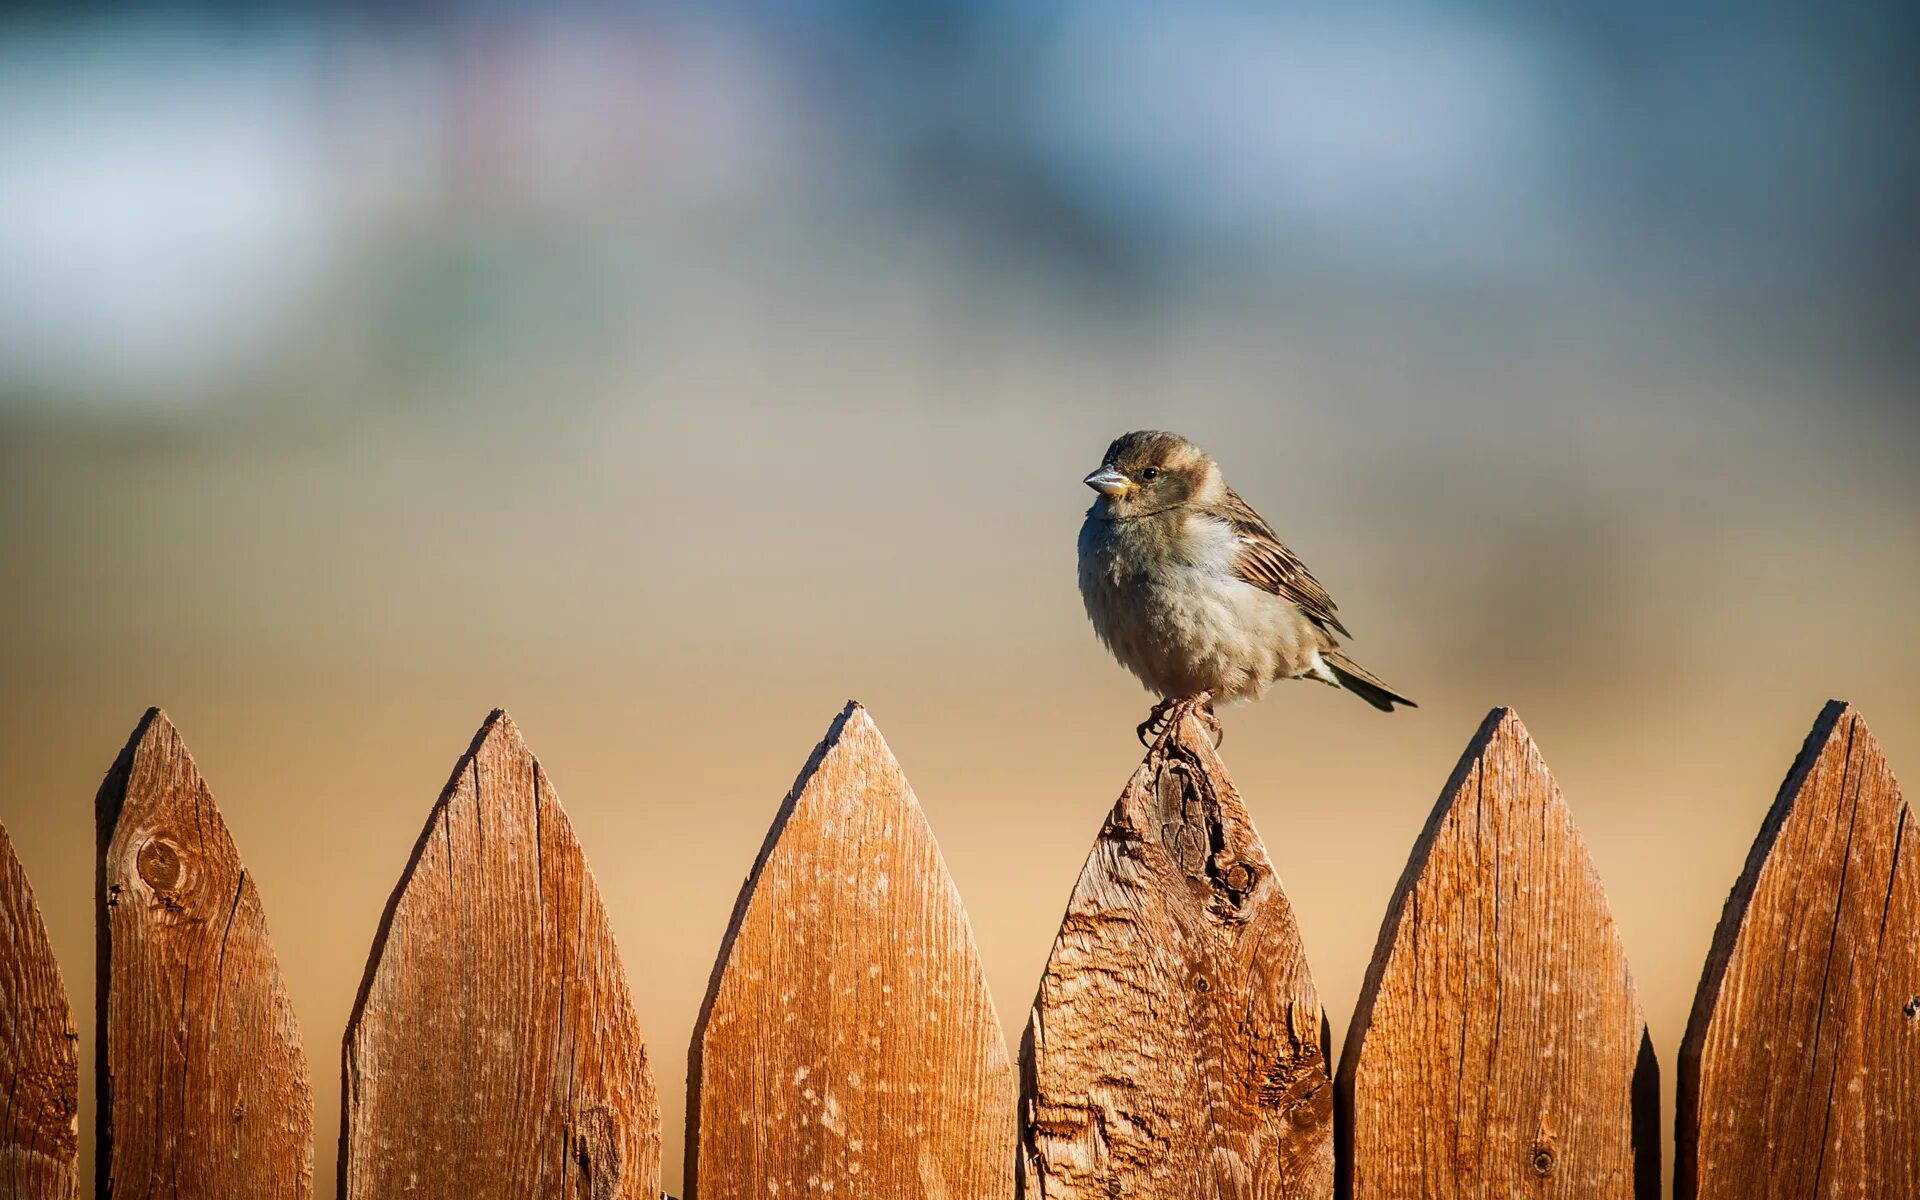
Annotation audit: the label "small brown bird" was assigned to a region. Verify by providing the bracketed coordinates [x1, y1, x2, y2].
[1078, 430, 1414, 742]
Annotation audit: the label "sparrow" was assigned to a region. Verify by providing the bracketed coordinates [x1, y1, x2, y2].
[1077, 430, 1414, 742]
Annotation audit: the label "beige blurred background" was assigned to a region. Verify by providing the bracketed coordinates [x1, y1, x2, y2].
[2, 4, 1916, 1195]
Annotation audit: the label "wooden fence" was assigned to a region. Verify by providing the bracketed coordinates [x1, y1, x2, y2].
[0, 699, 1911, 1198]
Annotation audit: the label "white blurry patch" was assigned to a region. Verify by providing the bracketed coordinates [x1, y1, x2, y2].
[0, 29, 336, 408]
[1034, 2, 1572, 273]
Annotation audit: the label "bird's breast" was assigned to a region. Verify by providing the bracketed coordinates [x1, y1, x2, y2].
[1078, 511, 1311, 700]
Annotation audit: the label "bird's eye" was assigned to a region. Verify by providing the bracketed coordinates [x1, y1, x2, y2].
[1141, 467, 1160, 481]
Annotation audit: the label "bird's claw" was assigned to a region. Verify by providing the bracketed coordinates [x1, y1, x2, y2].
[1136, 693, 1222, 748]
[1135, 699, 1176, 747]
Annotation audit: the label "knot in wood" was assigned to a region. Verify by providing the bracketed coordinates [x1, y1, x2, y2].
[1206, 858, 1258, 915]
[1905, 994, 1920, 1020]
[136, 837, 183, 892]
[1531, 1146, 1556, 1177]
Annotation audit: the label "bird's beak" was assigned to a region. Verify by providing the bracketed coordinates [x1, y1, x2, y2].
[1083, 466, 1136, 497]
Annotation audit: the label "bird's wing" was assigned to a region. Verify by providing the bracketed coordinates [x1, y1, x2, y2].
[1215, 488, 1352, 637]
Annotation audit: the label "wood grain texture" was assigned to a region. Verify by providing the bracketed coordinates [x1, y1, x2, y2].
[690, 702, 1015, 1199]
[0, 818, 79, 1199]
[342, 709, 659, 1200]
[1676, 701, 1916, 1199]
[1337, 708, 1657, 1200]
[1020, 711, 1332, 1199]
[96, 708, 313, 1198]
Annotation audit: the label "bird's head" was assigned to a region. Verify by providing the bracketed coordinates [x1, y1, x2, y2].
[1083, 430, 1220, 517]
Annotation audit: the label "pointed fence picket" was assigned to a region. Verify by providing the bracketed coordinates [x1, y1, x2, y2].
[1336, 708, 1660, 1200]
[342, 710, 660, 1199]
[0, 819, 79, 1198]
[689, 702, 1016, 1199]
[1021, 711, 1332, 1199]
[1676, 701, 1916, 1199]
[0, 699, 1908, 1198]
[94, 709, 313, 1199]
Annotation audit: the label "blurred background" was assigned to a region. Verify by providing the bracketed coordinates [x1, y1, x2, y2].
[2, 0, 1916, 1193]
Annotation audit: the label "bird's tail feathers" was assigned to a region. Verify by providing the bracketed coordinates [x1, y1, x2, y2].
[1322, 650, 1416, 713]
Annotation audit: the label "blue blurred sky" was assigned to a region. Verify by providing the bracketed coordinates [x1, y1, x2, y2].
[2, 1, 1914, 411]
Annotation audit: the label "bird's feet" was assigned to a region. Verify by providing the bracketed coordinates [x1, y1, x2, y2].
[1135, 699, 1176, 746]
[1136, 692, 1221, 748]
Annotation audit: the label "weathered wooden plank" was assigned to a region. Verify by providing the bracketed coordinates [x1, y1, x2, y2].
[690, 701, 1016, 1199]
[1676, 701, 1916, 1199]
[1021, 712, 1333, 1199]
[342, 709, 659, 1199]
[96, 708, 313, 1197]
[0, 818, 79, 1199]
[1337, 708, 1657, 1200]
